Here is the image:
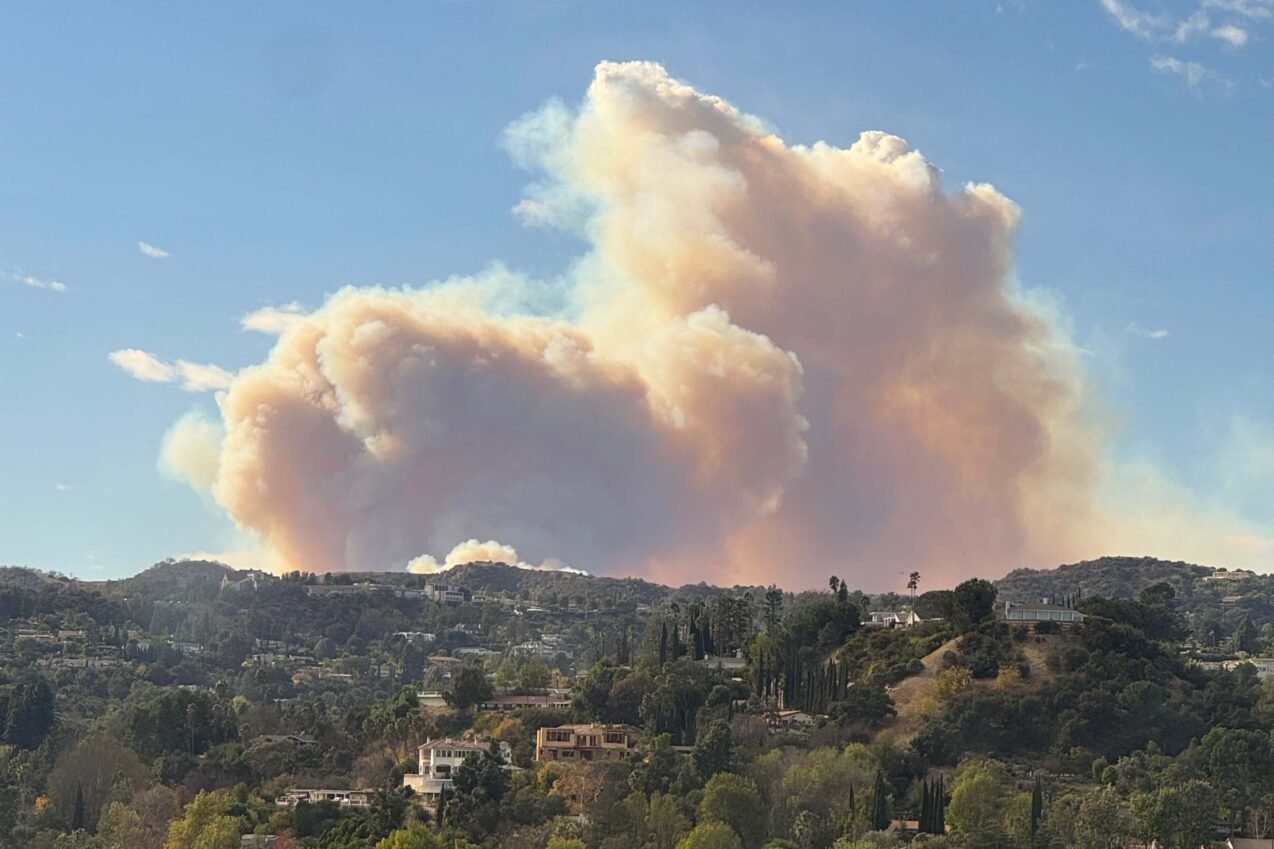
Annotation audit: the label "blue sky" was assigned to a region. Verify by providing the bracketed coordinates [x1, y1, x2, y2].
[3, 1, 1273, 579]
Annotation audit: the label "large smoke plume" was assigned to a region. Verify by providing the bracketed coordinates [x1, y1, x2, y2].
[160, 61, 1267, 588]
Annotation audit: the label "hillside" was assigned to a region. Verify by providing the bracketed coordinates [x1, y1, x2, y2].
[995, 555, 1274, 632]
[435, 561, 760, 607]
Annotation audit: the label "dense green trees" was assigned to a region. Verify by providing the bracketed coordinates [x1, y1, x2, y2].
[948, 580, 997, 630]
[448, 664, 494, 710]
[3, 676, 55, 748]
[46, 736, 148, 832]
[676, 821, 744, 849]
[125, 690, 237, 759]
[162, 791, 241, 849]
[699, 774, 765, 849]
[4, 557, 1274, 849]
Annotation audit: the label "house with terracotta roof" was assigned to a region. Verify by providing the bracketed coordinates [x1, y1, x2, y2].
[534, 724, 639, 763]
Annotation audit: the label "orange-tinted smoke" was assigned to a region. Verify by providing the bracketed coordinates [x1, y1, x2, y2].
[167, 62, 1123, 589]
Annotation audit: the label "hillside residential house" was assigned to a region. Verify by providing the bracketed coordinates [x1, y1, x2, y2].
[424, 583, 465, 605]
[248, 734, 318, 749]
[999, 601, 1085, 624]
[866, 610, 922, 629]
[240, 836, 279, 849]
[535, 724, 640, 762]
[221, 571, 268, 592]
[478, 694, 573, 711]
[514, 640, 574, 659]
[769, 709, 818, 731]
[402, 739, 508, 807]
[275, 788, 373, 808]
[15, 628, 56, 643]
[394, 631, 437, 644]
[1221, 658, 1274, 680]
[417, 691, 449, 710]
[699, 653, 748, 671]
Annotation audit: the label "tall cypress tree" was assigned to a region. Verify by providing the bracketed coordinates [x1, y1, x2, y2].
[936, 775, 945, 835]
[922, 775, 932, 831]
[919, 781, 930, 833]
[71, 784, 85, 831]
[658, 622, 668, 667]
[871, 769, 889, 831]
[1030, 776, 1043, 841]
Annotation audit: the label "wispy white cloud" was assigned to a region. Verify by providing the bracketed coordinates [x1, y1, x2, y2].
[137, 241, 171, 258]
[241, 302, 306, 334]
[13, 273, 67, 293]
[108, 348, 234, 391]
[108, 348, 176, 383]
[1100, 0, 1265, 91]
[1150, 53, 1232, 90]
[1204, 0, 1273, 19]
[1174, 10, 1213, 41]
[1211, 22, 1251, 43]
[1102, 0, 1261, 44]
[54, 483, 74, 492]
[1101, 0, 1169, 39]
[1126, 322, 1171, 339]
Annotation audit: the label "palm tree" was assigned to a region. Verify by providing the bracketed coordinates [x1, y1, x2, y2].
[907, 572, 920, 607]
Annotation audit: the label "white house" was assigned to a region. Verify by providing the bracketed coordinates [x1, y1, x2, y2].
[700, 654, 748, 671]
[424, 584, 465, 605]
[866, 610, 922, 629]
[394, 631, 437, 644]
[417, 691, 449, 710]
[1221, 658, 1274, 680]
[999, 601, 1085, 624]
[769, 709, 818, 731]
[402, 739, 509, 808]
[275, 788, 374, 808]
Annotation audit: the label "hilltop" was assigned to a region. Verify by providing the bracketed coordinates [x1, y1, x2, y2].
[995, 555, 1274, 632]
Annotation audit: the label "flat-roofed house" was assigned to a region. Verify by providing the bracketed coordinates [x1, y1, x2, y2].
[478, 694, 573, 712]
[275, 788, 374, 808]
[999, 601, 1085, 624]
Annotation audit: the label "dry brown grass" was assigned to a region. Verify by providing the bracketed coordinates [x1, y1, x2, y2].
[874, 630, 1064, 745]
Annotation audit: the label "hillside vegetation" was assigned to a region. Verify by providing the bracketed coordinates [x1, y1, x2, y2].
[0, 556, 1268, 849]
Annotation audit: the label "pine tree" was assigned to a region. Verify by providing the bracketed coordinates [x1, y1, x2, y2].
[763, 586, 783, 632]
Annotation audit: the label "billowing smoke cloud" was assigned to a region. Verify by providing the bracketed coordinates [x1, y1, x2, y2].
[407, 539, 587, 575]
[159, 61, 1267, 588]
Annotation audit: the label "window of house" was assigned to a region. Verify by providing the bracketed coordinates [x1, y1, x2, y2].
[545, 729, 572, 742]
[603, 732, 626, 744]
